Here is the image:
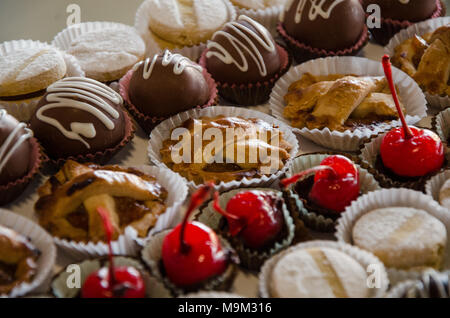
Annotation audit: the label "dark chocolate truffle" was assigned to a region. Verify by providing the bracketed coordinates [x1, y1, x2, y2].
[30, 77, 125, 159]
[205, 15, 282, 84]
[282, 0, 366, 51]
[362, 0, 437, 22]
[128, 50, 210, 118]
[0, 110, 32, 185]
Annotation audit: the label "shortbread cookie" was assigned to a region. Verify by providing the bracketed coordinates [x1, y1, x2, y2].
[67, 28, 145, 83]
[439, 179, 450, 210]
[270, 247, 369, 298]
[0, 47, 66, 98]
[352, 207, 447, 270]
[146, 0, 231, 47]
[231, 0, 285, 10]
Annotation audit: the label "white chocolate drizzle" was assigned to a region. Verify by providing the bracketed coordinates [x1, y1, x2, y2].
[36, 77, 122, 149]
[135, 50, 203, 80]
[206, 15, 276, 77]
[0, 110, 33, 174]
[283, 0, 345, 23]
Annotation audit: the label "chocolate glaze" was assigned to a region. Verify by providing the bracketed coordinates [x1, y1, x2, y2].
[283, 0, 366, 51]
[362, 0, 437, 22]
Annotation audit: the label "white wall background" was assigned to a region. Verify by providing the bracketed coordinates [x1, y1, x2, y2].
[0, 0, 449, 43]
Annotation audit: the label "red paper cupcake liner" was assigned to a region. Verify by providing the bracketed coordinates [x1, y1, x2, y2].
[277, 23, 369, 65]
[44, 109, 136, 167]
[119, 67, 219, 135]
[367, 0, 445, 46]
[199, 44, 292, 106]
[0, 137, 43, 205]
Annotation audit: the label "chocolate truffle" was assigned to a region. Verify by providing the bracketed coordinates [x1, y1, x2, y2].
[0, 110, 33, 185]
[30, 77, 125, 159]
[128, 50, 210, 118]
[205, 15, 282, 84]
[362, 0, 437, 22]
[282, 0, 366, 51]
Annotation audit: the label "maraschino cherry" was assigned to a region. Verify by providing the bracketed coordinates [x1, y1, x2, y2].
[281, 155, 360, 213]
[161, 183, 229, 287]
[81, 207, 146, 298]
[212, 190, 284, 249]
[380, 55, 444, 177]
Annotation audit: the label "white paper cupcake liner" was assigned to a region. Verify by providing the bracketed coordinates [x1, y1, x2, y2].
[335, 188, 450, 285]
[285, 153, 381, 232]
[269, 56, 427, 151]
[385, 270, 450, 298]
[425, 169, 450, 209]
[135, 0, 237, 61]
[0, 40, 84, 122]
[52, 21, 144, 84]
[234, 5, 283, 36]
[0, 209, 56, 298]
[50, 165, 188, 259]
[198, 188, 295, 270]
[385, 17, 450, 110]
[141, 230, 237, 297]
[434, 107, 450, 144]
[148, 105, 299, 193]
[258, 240, 389, 298]
[51, 256, 171, 298]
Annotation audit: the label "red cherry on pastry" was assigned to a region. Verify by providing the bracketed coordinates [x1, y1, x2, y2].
[81, 207, 146, 298]
[213, 190, 284, 249]
[380, 55, 444, 178]
[161, 183, 229, 287]
[281, 155, 360, 213]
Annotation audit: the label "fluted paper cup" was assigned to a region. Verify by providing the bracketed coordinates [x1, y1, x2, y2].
[285, 152, 381, 232]
[147, 105, 299, 193]
[336, 188, 450, 285]
[385, 17, 450, 109]
[135, 0, 237, 61]
[0, 40, 84, 122]
[269, 56, 427, 151]
[425, 169, 450, 209]
[433, 108, 450, 147]
[0, 209, 56, 298]
[46, 165, 188, 259]
[385, 270, 450, 298]
[258, 240, 389, 298]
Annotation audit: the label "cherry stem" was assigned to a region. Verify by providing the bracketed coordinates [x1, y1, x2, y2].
[382, 55, 413, 139]
[281, 165, 338, 189]
[179, 182, 215, 255]
[97, 207, 116, 290]
[212, 192, 241, 221]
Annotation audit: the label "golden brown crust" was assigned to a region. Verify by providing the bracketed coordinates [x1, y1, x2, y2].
[0, 225, 39, 295]
[35, 160, 168, 242]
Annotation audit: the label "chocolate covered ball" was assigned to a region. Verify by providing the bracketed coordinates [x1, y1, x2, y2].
[128, 51, 210, 118]
[362, 0, 437, 22]
[30, 77, 126, 159]
[0, 110, 32, 185]
[205, 15, 282, 84]
[283, 0, 366, 51]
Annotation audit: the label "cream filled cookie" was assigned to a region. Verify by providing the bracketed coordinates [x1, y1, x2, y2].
[269, 247, 369, 298]
[66, 28, 145, 83]
[352, 207, 447, 270]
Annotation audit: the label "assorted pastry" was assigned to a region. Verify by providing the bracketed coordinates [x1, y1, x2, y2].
[279, 0, 369, 62]
[392, 24, 450, 97]
[142, 185, 238, 295]
[361, 0, 445, 45]
[159, 115, 292, 185]
[0, 225, 40, 295]
[283, 73, 405, 131]
[230, 0, 286, 10]
[201, 15, 290, 105]
[29, 77, 132, 163]
[352, 207, 447, 270]
[35, 160, 168, 243]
